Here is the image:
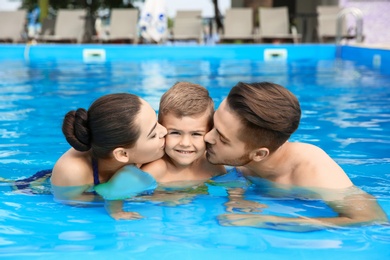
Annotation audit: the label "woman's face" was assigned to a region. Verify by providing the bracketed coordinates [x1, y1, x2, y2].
[129, 99, 167, 165]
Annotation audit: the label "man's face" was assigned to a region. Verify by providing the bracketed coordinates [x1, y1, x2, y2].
[204, 99, 252, 166]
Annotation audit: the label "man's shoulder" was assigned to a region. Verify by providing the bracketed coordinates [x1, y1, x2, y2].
[286, 142, 352, 189]
[286, 142, 328, 160]
[287, 142, 322, 150]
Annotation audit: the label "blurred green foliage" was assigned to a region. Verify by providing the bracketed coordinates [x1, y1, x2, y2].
[20, 0, 143, 13]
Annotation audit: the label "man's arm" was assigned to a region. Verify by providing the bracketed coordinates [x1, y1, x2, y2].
[218, 188, 388, 232]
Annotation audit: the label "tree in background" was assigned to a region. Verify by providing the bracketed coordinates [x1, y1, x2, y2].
[212, 0, 223, 34]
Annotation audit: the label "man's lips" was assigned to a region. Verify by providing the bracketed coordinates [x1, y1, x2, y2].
[206, 145, 214, 155]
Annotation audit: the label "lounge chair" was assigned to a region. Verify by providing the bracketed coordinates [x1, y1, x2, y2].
[170, 10, 203, 43]
[219, 8, 256, 43]
[38, 9, 86, 43]
[258, 6, 301, 43]
[94, 8, 139, 43]
[317, 6, 354, 43]
[0, 10, 27, 43]
[40, 18, 55, 37]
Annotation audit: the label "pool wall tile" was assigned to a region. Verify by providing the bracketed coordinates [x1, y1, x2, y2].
[340, 45, 390, 75]
[0, 44, 337, 62]
[0, 44, 26, 60]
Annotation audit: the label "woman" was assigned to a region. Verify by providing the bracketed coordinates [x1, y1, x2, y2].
[51, 93, 167, 220]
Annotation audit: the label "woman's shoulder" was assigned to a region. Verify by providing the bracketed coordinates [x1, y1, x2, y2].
[51, 148, 92, 186]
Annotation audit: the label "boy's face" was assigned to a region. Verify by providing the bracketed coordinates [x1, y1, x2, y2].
[162, 111, 210, 167]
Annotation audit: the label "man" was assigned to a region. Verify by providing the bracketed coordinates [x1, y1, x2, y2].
[204, 81, 387, 231]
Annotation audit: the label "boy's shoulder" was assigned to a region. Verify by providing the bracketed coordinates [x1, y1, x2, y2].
[141, 158, 168, 180]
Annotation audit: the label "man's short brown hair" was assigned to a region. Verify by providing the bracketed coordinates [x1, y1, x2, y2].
[227, 82, 301, 153]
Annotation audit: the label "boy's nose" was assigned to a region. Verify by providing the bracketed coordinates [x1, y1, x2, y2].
[179, 135, 191, 146]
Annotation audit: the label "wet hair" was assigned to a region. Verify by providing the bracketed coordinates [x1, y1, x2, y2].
[226, 82, 301, 153]
[158, 82, 214, 129]
[62, 93, 142, 159]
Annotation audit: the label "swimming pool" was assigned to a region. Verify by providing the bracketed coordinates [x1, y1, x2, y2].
[0, 44, 389, 259]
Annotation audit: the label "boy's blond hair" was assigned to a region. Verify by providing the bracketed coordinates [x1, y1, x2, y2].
[158, 82, 214, 129]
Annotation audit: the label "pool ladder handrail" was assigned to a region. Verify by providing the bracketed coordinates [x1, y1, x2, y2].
[336, 7, 364, 44]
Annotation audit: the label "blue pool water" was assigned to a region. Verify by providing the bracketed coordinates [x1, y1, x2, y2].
[0, 45, 390, 259]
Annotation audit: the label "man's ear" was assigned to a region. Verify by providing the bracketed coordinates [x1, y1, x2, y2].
[250, 148, 269, 162]
[112, 148, 129, 163]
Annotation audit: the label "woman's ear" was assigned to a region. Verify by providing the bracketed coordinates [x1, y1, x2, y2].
[112, 148, 129, 163]
[250, 148, 269, 162]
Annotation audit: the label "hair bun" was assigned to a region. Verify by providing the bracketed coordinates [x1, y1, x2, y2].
[62, 108, 91, 151]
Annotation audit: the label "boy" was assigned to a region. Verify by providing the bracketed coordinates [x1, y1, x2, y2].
[142, 82, 226, 191]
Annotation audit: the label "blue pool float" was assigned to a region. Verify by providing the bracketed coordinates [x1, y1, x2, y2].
[94, 165, 157, 200]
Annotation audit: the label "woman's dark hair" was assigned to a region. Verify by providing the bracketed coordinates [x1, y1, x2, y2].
[227, 82, 301, 153]
[62, 93, 142, 159]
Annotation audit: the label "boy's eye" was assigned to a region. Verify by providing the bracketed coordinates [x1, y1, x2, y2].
[169, 131, 180, 135]
[192, 132, 203, 136]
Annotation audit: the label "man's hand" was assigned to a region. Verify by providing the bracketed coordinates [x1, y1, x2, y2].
[225, 199, 267, 213]
[225, 187, 267, 213]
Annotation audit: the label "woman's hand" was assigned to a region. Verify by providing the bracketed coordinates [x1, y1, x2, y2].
[110, 211, 143, 220]
[105, 200, 143, 220]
